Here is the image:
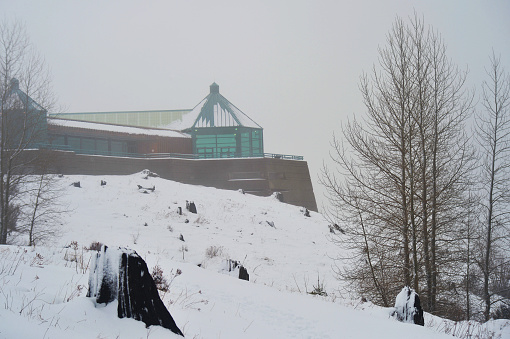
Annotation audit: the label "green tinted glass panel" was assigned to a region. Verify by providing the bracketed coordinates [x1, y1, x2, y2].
[96, 139, 108, 153]
[81, 138, 95, 151]
[111, 141, 126, 154]
[68, 137, 80, 149]
[51, 135, 66, 146]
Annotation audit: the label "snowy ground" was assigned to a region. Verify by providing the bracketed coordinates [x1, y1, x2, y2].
[1, 171, 508, 338]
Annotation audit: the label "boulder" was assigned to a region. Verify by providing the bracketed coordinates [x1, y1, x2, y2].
[186, 201, 197, 214]
[272, 192, 283, 202]
[88, 246, 184, 336]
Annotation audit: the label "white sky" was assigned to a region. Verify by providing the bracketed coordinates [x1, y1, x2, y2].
[4, 0, 510, 210]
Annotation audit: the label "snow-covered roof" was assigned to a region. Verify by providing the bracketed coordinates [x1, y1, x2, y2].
[167, 83, 262, 131]
[48, 118, 191, 138]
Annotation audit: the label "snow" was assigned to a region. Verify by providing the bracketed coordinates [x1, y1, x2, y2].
[88, 246, 128, 303]
[1, 171, 508, 338]
[394, 286, 423, 325]
[166, 97, 208, 130]
[48, 118, 191, 138]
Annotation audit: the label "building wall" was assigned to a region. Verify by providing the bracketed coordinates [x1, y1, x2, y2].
[46, 150, 317, 211]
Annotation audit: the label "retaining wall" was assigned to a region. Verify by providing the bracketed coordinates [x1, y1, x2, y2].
[46, 150, 318, 211]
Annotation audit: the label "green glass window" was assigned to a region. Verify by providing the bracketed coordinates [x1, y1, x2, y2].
[68, 136, 81, 150]
[51, 135, 66, 146]
[81, 138, 95, 151]
[111, 141, 126, 154]
[96, 139, 109, 153]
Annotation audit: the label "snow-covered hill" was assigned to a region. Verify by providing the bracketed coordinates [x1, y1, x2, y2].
[1, 171, 508, 338]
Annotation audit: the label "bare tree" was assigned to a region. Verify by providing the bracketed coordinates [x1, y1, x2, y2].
[0, 20, 55, 244]
[321, 14, 474, 317]
[17, 171, 67, 246]
[475, 51, 510, 321]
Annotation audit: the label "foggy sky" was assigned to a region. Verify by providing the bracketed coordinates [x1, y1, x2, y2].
[4, 0, 510, 210]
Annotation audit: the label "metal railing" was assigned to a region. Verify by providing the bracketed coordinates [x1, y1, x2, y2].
[36, 144, 304, 161]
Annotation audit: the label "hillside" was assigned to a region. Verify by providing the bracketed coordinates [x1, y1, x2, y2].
[0, 171, 508, 338]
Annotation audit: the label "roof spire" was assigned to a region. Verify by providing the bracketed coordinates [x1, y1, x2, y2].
[210, 82, 219, 94]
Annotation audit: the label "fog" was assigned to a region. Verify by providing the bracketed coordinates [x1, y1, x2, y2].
[5, 0, 509, 210]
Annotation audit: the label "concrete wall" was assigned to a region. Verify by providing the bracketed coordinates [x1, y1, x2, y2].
[48, 150, 318, 211]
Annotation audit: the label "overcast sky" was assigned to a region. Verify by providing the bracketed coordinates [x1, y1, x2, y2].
[4, 0, 510, 210]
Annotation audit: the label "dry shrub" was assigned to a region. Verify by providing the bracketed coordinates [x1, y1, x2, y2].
[205, 245, 223, 258]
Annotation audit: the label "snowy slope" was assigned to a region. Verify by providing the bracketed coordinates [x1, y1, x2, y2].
[1, 171, 508, 338]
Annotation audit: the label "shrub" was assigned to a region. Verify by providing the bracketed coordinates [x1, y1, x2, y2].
[308, 275, 328, 297]
[493, 304, 510, 320]
[87, 241, 103, 251]
[205, 245, 223, 258]
[151, 265, 170, 292]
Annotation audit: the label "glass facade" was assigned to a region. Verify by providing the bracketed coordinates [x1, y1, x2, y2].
[50, 134, 128, 155]
[192, 127, 263, 159]
[49, 110, 191, 129]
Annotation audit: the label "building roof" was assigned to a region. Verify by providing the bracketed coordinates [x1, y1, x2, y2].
[1, 78, 45, 112]
[48, 118, 191, 138]
[167, 83, 262, 131]
[48, 109, 192, 129]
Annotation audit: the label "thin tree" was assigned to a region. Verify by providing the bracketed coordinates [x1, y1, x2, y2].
[0, 20, 55, 244]
[475, 51, 510, 321]
[19, 170, 67, 246]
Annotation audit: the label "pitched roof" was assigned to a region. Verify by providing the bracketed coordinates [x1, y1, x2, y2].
[1, 78, 45, 112]
[168, 83, 262, 131]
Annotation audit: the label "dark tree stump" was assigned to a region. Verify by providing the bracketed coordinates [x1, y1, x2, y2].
[227, 259, 249, 282]
[239, 266, 249, 281]
[186, 201, 197, 214]
[88, 246, 184, 336]
[394, 286, 424, 326]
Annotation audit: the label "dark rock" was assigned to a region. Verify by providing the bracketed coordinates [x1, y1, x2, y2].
[179, 234, 185, 241]
[186, 201, 197, 214]
[329, 224, 345, 234]
[177, 207, 182, 215]
[101, 180, 107, 186]
[72, 181, 81, 188]
[273, 192, 283, 202]
[239, 266, 249, 281]
[304, 208, 310, 217]
[394, 286, 424, 326]
[137, 184, 155, 192]
[265, 221, 275, 228]
[88, 246, 184, 336]
[141, 169, 159, 178]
